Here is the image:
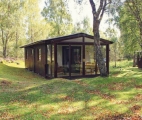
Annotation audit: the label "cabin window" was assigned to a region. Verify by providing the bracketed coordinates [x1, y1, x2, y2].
[25, 49, 28, 59]
[38, 48, 41, 61]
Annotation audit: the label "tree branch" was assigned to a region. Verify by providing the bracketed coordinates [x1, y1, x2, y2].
[96, 0, 104, 18]
[99, 0, 107, 21]
[89, 0, 96, 16]
[126, 0, 141, 23]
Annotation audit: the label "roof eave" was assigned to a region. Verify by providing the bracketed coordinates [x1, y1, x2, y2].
[20, 33, 113, 48]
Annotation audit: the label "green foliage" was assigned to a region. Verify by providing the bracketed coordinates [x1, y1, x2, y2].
[0, 0, 24, 58]
[118, 0, 142, 57]
[105, 28, 121, 62]
[0, 0, 51, 58]
[41, 0, 73, 37]
[119, 6, 140, 54]
[72, 16, 92, 35]
[24, 0, 51, 43]
[0, 60, 142, 119]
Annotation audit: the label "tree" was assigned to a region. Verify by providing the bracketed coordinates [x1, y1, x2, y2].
[88, 0, 112, 76]
[0, 0, 22, 58]
[72, 16, 92, 34]
[119, 6, 139, 56]
[73, 0, 123, 76]
[41, 0, 73, 37]
[117, 0, 141, 58]
[23, 0, 50, 43]
[105, 28, 118, 67]
[10, 1, 26, 58]
[125, 0, 142, 48]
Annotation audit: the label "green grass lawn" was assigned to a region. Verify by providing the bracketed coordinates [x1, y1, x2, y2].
[0, 60, 142, 119]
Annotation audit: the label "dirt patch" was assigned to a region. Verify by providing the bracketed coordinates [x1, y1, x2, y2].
[74, 80, 88, 87]
[113, 94, 142, 105]
[86, 90, 115, 100]
[130, 105, 141, 113]
[0, 112, 19, 120]
[135, 84, 142, 89]
[0, 80, 12, 86]
[134, 94, 142, 101]
[61, 95, 74, 101]
[96, 112, 124, 120]
[108, 82, 125, 91]
[96, 112, 142, 120]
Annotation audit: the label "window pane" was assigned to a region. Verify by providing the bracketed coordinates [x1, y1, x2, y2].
[38, 49, 41, 61]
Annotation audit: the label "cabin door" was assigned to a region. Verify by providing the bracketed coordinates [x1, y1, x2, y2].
[62, 46, 81, 65]
[62, 46, 81, 74]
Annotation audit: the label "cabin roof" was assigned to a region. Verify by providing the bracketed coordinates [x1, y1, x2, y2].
[20, 33, 113, 48]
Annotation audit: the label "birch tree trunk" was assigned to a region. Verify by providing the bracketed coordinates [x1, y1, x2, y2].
[89, 0, 108, 76]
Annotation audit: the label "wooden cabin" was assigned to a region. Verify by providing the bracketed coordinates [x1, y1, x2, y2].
[21, 33, 113, 78]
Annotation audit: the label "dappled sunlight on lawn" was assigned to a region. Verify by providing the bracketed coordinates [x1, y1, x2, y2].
[1, 60, 142, 119]
[3, 60, 25, 68]
[110, 60, 142, 78]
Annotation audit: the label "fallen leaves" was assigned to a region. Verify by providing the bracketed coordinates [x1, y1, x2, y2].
[134, 94, 142, 101]
[96, 112, 124, 120]
[40, 106, 55, 118]
[0, 112, 18, 120]
[74, 80, 88, 87]
[130, 105, 141, 113]
[130, 115, 142, 120]
[135, 84, 142, 89]
[62, 95, 74, 102]
[41, 111, 50, 118]
[96, 111, 142, 120]
[0, 80, 12, 86]
[86, 89, 115, 100]
[108, 82, 125, 91]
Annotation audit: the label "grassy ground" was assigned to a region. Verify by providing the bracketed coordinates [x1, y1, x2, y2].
[0, 60, 142, 119]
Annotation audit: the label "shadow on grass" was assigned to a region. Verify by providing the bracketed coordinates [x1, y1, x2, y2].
[1, 77, 142, 119]
[1, 61, 142, 119]
[0, 63, 48, 81]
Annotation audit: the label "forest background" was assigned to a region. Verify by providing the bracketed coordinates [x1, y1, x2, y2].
[0, 0, 142, 62]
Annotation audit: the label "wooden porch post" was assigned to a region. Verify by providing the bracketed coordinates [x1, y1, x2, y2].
[69, 44, 71, 78]
[82, 36, 85, 75]
[54, 43, 57, 78]
[45, 43, 47, 77]
[51, 44, 52, 77]
[106, 44, 109, 74]
[33, 47, 36, 73]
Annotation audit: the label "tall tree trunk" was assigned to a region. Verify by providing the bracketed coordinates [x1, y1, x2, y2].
[15, 31, 18, 59]
[139, 22, 142, 48]
[1, 29, 7, 58]
[114, 49, 117, 67]
[89, 0, 108, 77]
[3, 46, 7, 58]
[3, 36, 9, 58]
[93, 20, 107, 76]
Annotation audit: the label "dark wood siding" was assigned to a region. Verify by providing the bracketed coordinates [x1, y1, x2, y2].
[34, 44, 47, 76]
[25, 47, 34, 71]
[25, 48, 28, 68]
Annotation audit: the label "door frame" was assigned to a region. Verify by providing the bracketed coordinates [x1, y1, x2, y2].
[62, 46, 81, 65]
